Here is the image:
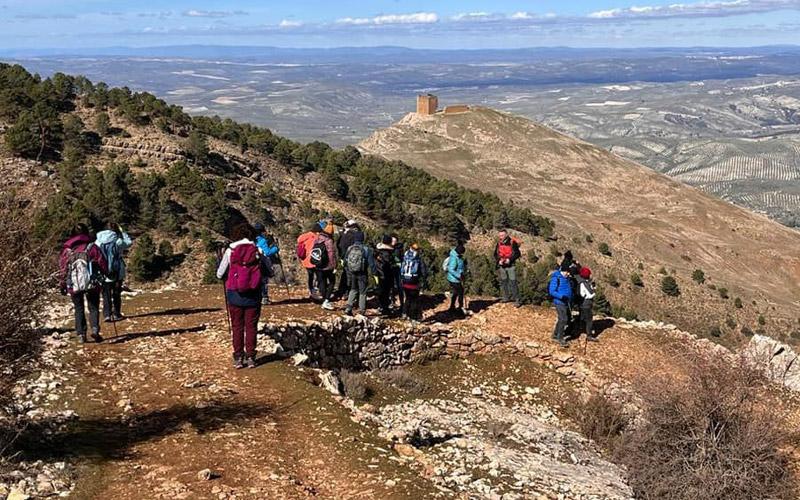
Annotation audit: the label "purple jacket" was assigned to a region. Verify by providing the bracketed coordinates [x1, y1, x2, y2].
[314, 233, 337, 271]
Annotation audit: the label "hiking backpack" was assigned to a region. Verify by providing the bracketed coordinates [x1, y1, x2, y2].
[401, 250, 421, 284]
[497, 238, 520, 261]
[100, 240, 123, 281]
[345, 243, 366, 274]
[441, 256, 450, 272]
[296, 240, 307, 260]
[66, 244, 98, 293]
[226, 243, 263, 293]
[309, 240, 329, 269]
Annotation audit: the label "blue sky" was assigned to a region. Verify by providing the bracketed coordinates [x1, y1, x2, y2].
[2, 0, 800, 49]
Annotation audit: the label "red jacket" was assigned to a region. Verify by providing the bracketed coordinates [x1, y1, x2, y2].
[59, 234, 108, 295]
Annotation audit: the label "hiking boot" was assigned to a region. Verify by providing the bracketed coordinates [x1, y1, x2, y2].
[321, 300, 335, 311]
[515, 302, 523, 309]
[113, 314, 125, 322]
[233, 354, 244, 370]
[344, 308, 354, 317]
[77, 334, 87, 344]
[558, 339, 569, 348]
[91, 332, 103, 343]
[245, 356, 257, 369]
[587, 335, 599, 343]
[261, 297, 271, 306]
[104, 316, 113, 323]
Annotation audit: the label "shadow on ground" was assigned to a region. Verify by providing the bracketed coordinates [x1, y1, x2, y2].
[106, 325, 207, 344]
[127, 307, 222, 319]
[6, 400, 273, 462]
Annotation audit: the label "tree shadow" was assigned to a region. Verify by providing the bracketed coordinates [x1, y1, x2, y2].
[594, 318, 616, 336]
[424, 309, 467, 325]
[466, 298, 500, 314]
[127, 307, 222, 319]
[272, 297, 315, 306]
[6, 400, 272, 462]
[106, 325, 207, 344]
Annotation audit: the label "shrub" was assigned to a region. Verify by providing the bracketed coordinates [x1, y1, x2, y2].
[374, 368, 427, 394]
[566, 392, 630, 448]
[339, 369, 373, 401]
[741, 326, 754, 338]
[660, 276, 680, 297]
[630, 273, 644, 287]
[611, 305, 638, 321]
[598, 242, 612, 256]
[585, 234, 594, 243]
[637, 262, 644, 271]
[709, 325, 722, 338]
[758, 314, 766, 326]
[658, 266, 667, 275]
[614, 355, 795, 500]
[691, 269, 705, 284]
[158, 240, 174, 258]
[734, 297, 743, 309]
[593, 288, 612, 316]
[606, 274, 620, 288]
[718, 287, 729, 299]
[128, 233, 160, 281]
[726, 316, 737, 329]
[202, 254, 219, 285]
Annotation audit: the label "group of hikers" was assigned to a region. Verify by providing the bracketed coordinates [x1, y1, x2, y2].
[58, 218, 599, 369]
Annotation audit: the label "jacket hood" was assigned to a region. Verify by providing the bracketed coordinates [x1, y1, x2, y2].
[95, 230, 118, 245]
[64, 234, 92, 249]
[229, 238, 253, 249]
[377, 243, 393, 251]
[449, 248, 462, 259]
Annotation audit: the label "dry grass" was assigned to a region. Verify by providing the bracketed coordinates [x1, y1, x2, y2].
[374, 368, 428, 394]
[339, 369, 373, 402]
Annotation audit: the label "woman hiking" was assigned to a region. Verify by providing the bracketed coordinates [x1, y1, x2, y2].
[447, 243, 467, 316]
[217, 223, 268, 369]
[59, 223, 108, 343]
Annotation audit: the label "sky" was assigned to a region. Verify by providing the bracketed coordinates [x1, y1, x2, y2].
[2, 0, 800, 50]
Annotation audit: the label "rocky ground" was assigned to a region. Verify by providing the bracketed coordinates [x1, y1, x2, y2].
[3, 284, 799, 499]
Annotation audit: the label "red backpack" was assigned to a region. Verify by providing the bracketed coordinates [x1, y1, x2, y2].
[225, 243, 263, 293]
[498, 238, 520, 261]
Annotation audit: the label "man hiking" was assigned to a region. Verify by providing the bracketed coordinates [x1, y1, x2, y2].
[95, 222, 133, 322]
[217, 223, 268, 369]
[576, 267, 598, 342]
[59, 223, 108, 343]
[390, 236, 405, 313]
[400, 243, 427, 321]
[312, 221, 337, 311]
[296, 222, 321, 299]
[374, 235, 395, 316]
[446, 242, 467, 316]
[254, 223, 279, 305]
[495, 230, 522, 307]
[548, 264, 574, 348]
[343, 231, 376, 316]
[335, 220, 363, 301]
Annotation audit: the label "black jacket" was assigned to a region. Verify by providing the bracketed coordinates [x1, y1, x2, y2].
[337, 229, 365, 258]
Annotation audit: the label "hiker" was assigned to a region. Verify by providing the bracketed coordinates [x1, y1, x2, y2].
[344, 231, 376, 316]
[447, 243, 467, 316]
[374, 235, 395, 316]
[296, 223, 321, 298]
[495, 230, 522, 307]
[390, 236, 405, 312]
[576, 267, 598, 342]
[59, 223, 108, 343]
[254, 223, 279, 304]
[217, 223, 267, 369]
[548, 264, 574, 348]
[335, 220, 363, 301]
[311, 221, 337, 311]
[95, 222, 133, 322]
[400, 243, 427, 321]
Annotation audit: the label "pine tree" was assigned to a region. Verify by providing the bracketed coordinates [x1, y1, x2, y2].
[128, 233, 160, 281]
[95, 112, 111, 137]
[661, 276, 681, 297]
[184, 130, 209, 165]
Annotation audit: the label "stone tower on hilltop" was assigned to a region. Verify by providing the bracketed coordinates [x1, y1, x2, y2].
[417, 94, 438, 115]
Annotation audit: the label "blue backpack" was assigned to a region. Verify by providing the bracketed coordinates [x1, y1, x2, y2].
[401, 250, 421, 285]
[100, 241, 122, 281]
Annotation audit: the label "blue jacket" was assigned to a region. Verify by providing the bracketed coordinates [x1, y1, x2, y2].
[447, 249, 465, 284]
[95, 229, 133, 282]
[548, 270, 573, 306]
[255, 235, 279, 259]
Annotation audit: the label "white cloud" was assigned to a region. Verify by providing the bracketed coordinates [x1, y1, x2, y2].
[279, 19, 303, 28]
[588, 0, 800, 19]
[336, 12, 438, 25]
[452, 12, 491, 21]
[510, 11, 534, 20]
[183, 9, 247, 18]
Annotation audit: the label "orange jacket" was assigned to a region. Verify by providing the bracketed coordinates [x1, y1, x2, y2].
[297, 232, 317, 269]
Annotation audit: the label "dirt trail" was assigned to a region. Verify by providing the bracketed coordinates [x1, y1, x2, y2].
[61, 286, 438, 499]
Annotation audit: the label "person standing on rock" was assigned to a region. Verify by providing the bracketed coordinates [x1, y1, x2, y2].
[374, 235, 396, 316]
[548, 264, 574, 348]
[334, 220, 363, 301]
[296, 222, 321, 299]
[312, 221, 337, 311]
[217, 223, 267, 369]
[447, 243, 467, 316]
[494, 230, 522, 307]
[344, 231, 376, 316]
[95, 221, 133, 322]
[254, 223, 278, 305]
[400, 243, 427, 321]
[59, 223, 108, 344]
[576, 267, 598, 342]
[390, 236, 405, 313]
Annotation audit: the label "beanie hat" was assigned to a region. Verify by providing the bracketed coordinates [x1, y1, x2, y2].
[323, 222, 335, 235]
[579, 267, 591, 279]
[382, 235, 393, 245]
[560, 263, 571, 272]
[253, 222, 265, 233]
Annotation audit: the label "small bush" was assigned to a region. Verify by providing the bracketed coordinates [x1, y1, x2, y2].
[709, 325, 722, 338]
[658, 266, 667, 275]
[726, 316, 737, 329]
[758, 314, 766, 326]
[598, 242, 612, 256]
[718, 287, 729, 299]
[606, 274, 620, 288]
[567, 393, 630, 447]
[340, 369, 373, 401]
[585, 234, 594, 243]
[374, 368, 427, 394]
[158, 240, 174, 258]
[660, 276, 680, 297]
[202, 254, 219, 285]
[734, 297, 743, 309]
[128, 233, 160, 281]
[692, 269, 705, 284]
[630, 273, 644, 287]
[637, 262, 644, 271]
[611, 305, 638, 321]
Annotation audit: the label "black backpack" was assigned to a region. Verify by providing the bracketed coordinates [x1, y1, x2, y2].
[309, 240, 329, 269]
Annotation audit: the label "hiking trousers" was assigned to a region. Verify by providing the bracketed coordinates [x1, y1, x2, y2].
[449, 281, 464, 310]
[336, 267, 350, 298]
[306, 268, 317, 295]
[346, 272, 368, 313]
[378, 277, 393, 313]
[392, 269, 405, 309]
[228, 304, 260, 357]
[553, 304, 570, 341]
[316, 269, 335, 301]
[580, 305, 594, 338]
[498, 266, 520, 304]
[72, 289, 101, 336]
[102, 281, 123, 319]
[403, 288, 422, 320]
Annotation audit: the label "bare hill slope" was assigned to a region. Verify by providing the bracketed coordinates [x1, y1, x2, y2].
[361, 107, 800, 333]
